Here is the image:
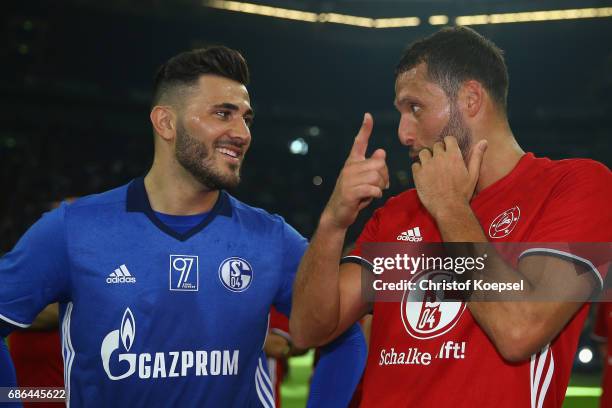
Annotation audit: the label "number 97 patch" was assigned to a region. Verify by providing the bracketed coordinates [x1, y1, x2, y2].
[219, 257, 253, 292]
[170, 255, 199, 291]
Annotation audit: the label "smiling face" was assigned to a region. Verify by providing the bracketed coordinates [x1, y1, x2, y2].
[394, 63, 472, 163]
[174, 74, 254, 190]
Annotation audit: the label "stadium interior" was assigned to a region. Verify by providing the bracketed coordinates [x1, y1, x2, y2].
[2, 1, 611, 406]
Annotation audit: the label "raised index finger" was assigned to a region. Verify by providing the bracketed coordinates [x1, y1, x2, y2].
[348, 113, 374, 161]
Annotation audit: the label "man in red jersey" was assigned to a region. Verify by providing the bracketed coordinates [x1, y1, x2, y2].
[290, 26, 612, 407]
[8, 304, 64, 408]
[593, 302, 612, 408]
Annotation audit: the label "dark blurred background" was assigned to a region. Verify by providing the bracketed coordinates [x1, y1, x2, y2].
[1, 0, 610, 251]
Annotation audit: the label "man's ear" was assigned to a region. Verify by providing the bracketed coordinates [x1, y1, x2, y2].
[150, 105, 177, 141]
[460, 80, 485, 118]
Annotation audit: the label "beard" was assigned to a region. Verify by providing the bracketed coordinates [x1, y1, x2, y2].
[175, 120, 242, 190]
[411, 99, 473, 163]
[436, 99, 473, 160]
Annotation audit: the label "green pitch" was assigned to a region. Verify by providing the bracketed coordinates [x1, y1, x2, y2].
[280, 353, 602, 408]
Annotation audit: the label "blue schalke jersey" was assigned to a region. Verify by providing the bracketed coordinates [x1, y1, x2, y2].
[0, 178, 307, 407]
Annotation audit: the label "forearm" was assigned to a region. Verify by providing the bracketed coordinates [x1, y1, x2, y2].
[413, 139, 594, 361]
[434, 204, 542, 359]
[435, 204, 529, 291]
[434, 204, 593, 361]
[290, 214, 347, 347]
[433, 202, 487, 243]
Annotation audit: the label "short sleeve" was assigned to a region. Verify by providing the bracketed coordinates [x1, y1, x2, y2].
[273, 219, 308, 317]
[519, 161, 612, 285]
[592, 302, 611, 343]
[0, 204, 71, 329]
[340, 208, 383, 269]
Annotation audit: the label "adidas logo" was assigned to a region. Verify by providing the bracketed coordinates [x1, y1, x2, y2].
[106, 264, 136, 284]
[397, 227, 423, 242]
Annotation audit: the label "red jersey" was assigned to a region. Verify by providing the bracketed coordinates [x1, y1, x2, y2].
[593, 302, 612, 408]
[347, 153, 612, 408]
[9, 330, 64, 408]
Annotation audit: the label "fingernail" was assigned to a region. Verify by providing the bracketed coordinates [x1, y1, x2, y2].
[480, 141, 488, 151]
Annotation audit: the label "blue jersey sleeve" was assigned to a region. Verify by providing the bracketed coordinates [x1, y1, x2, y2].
[273, 220, 308, 317]
[307, 323, 367, 408]
[0, 204, 70, 332]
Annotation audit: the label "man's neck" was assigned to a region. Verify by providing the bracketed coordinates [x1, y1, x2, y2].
[144, 164, 219, 215]
[473, 121, 525, 194]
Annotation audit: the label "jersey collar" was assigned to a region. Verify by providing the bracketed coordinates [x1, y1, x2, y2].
[126, 177, 232, 241]
[471, 152, 535, 207]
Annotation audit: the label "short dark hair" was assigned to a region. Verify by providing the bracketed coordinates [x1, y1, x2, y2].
[152, 46, 250, 107]
[395, 26, 509, 112]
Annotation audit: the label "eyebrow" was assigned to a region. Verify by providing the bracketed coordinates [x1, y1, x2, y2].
[212, 103, 254, 117]
[393, 96, 422, 110]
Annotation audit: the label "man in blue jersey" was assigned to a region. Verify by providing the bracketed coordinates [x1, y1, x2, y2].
[0, 47, 365, 407]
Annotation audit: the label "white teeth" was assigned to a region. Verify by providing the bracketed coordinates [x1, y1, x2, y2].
[216, 147, 238, 158]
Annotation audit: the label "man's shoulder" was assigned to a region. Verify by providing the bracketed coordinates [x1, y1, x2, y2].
[65, 182, 131, 214]
[529, 157, 611, 204]
[376, 188, 421, 216]
[225, 193, 291, 230]
[532, 156, 610, 183]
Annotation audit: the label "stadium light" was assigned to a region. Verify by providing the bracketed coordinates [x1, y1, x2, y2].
[319, 13, 374, 28]
[374, 17, 420, 28]
[289, 138, 309, 155]
[577, 347, 593, 364]
[206, 0, 318, 22]
[428, 15, 449, 26]
[206, 1, 612, 28]
[205, 0, 419, 28]
[307, 126, 320, 137]
[456, 7, 612, 25]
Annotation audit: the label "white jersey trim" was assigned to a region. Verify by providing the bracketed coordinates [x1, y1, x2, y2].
[519, 248, 603, 288]
[340, 255, 374, 271]
[267, 357, 277, 401]
[530, 344, 555, 408]
[255, 372, 272, 408]
[61, 302, 75, 408]
[255, 357, 275, 408]
[0, 313, 30, 328]
[270, 328, 291, 343]
[258, 358, 274, 392]
[539, 352, 555, 408]
[261, 312, 270, 351]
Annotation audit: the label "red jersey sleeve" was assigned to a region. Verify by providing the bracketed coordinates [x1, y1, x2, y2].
[341, 207, 384, 269]
[519, 160, 612, 285]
